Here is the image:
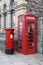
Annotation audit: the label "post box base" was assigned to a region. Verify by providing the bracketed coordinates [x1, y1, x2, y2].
[5, 49, 14, 54]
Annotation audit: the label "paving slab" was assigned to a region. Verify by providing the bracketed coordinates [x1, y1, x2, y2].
[0, 51, 43, 65]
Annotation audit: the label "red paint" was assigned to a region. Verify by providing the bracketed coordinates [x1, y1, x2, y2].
[5, 28, 14, 49]
[18, 14, 37, 54]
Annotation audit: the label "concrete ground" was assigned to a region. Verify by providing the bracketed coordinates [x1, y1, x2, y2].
[0, 51, 43, 65]
[0, 41, 43, 65]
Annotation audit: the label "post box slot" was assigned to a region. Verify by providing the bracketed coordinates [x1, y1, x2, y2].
[10, 31, 13, 34]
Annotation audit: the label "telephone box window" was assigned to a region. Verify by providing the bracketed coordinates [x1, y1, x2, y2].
[19, 22, 23, 48]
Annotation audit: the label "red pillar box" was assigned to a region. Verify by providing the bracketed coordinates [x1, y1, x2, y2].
[5, 28, 14, 54]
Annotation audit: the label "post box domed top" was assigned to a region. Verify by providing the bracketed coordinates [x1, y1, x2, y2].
[5, 28, 14, 31]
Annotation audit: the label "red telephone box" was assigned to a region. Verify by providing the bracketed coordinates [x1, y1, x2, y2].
[5, 28, 14, 54]
[18, 14, 37, 54]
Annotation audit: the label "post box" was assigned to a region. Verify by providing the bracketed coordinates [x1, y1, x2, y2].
[18, 14, 37, 54]
[5, 28, 14, 54]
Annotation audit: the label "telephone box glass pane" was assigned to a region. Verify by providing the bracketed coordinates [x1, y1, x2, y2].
[19, 22, 22, 49]
[28, 22, 34, 33]
[19, 22, 22, 37]
[27, 22, 34, 49]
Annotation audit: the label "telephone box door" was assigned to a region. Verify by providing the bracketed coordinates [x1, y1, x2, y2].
[26, 17, 36, 54]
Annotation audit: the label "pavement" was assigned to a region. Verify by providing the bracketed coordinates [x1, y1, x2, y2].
[0, 51, 43, 65]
